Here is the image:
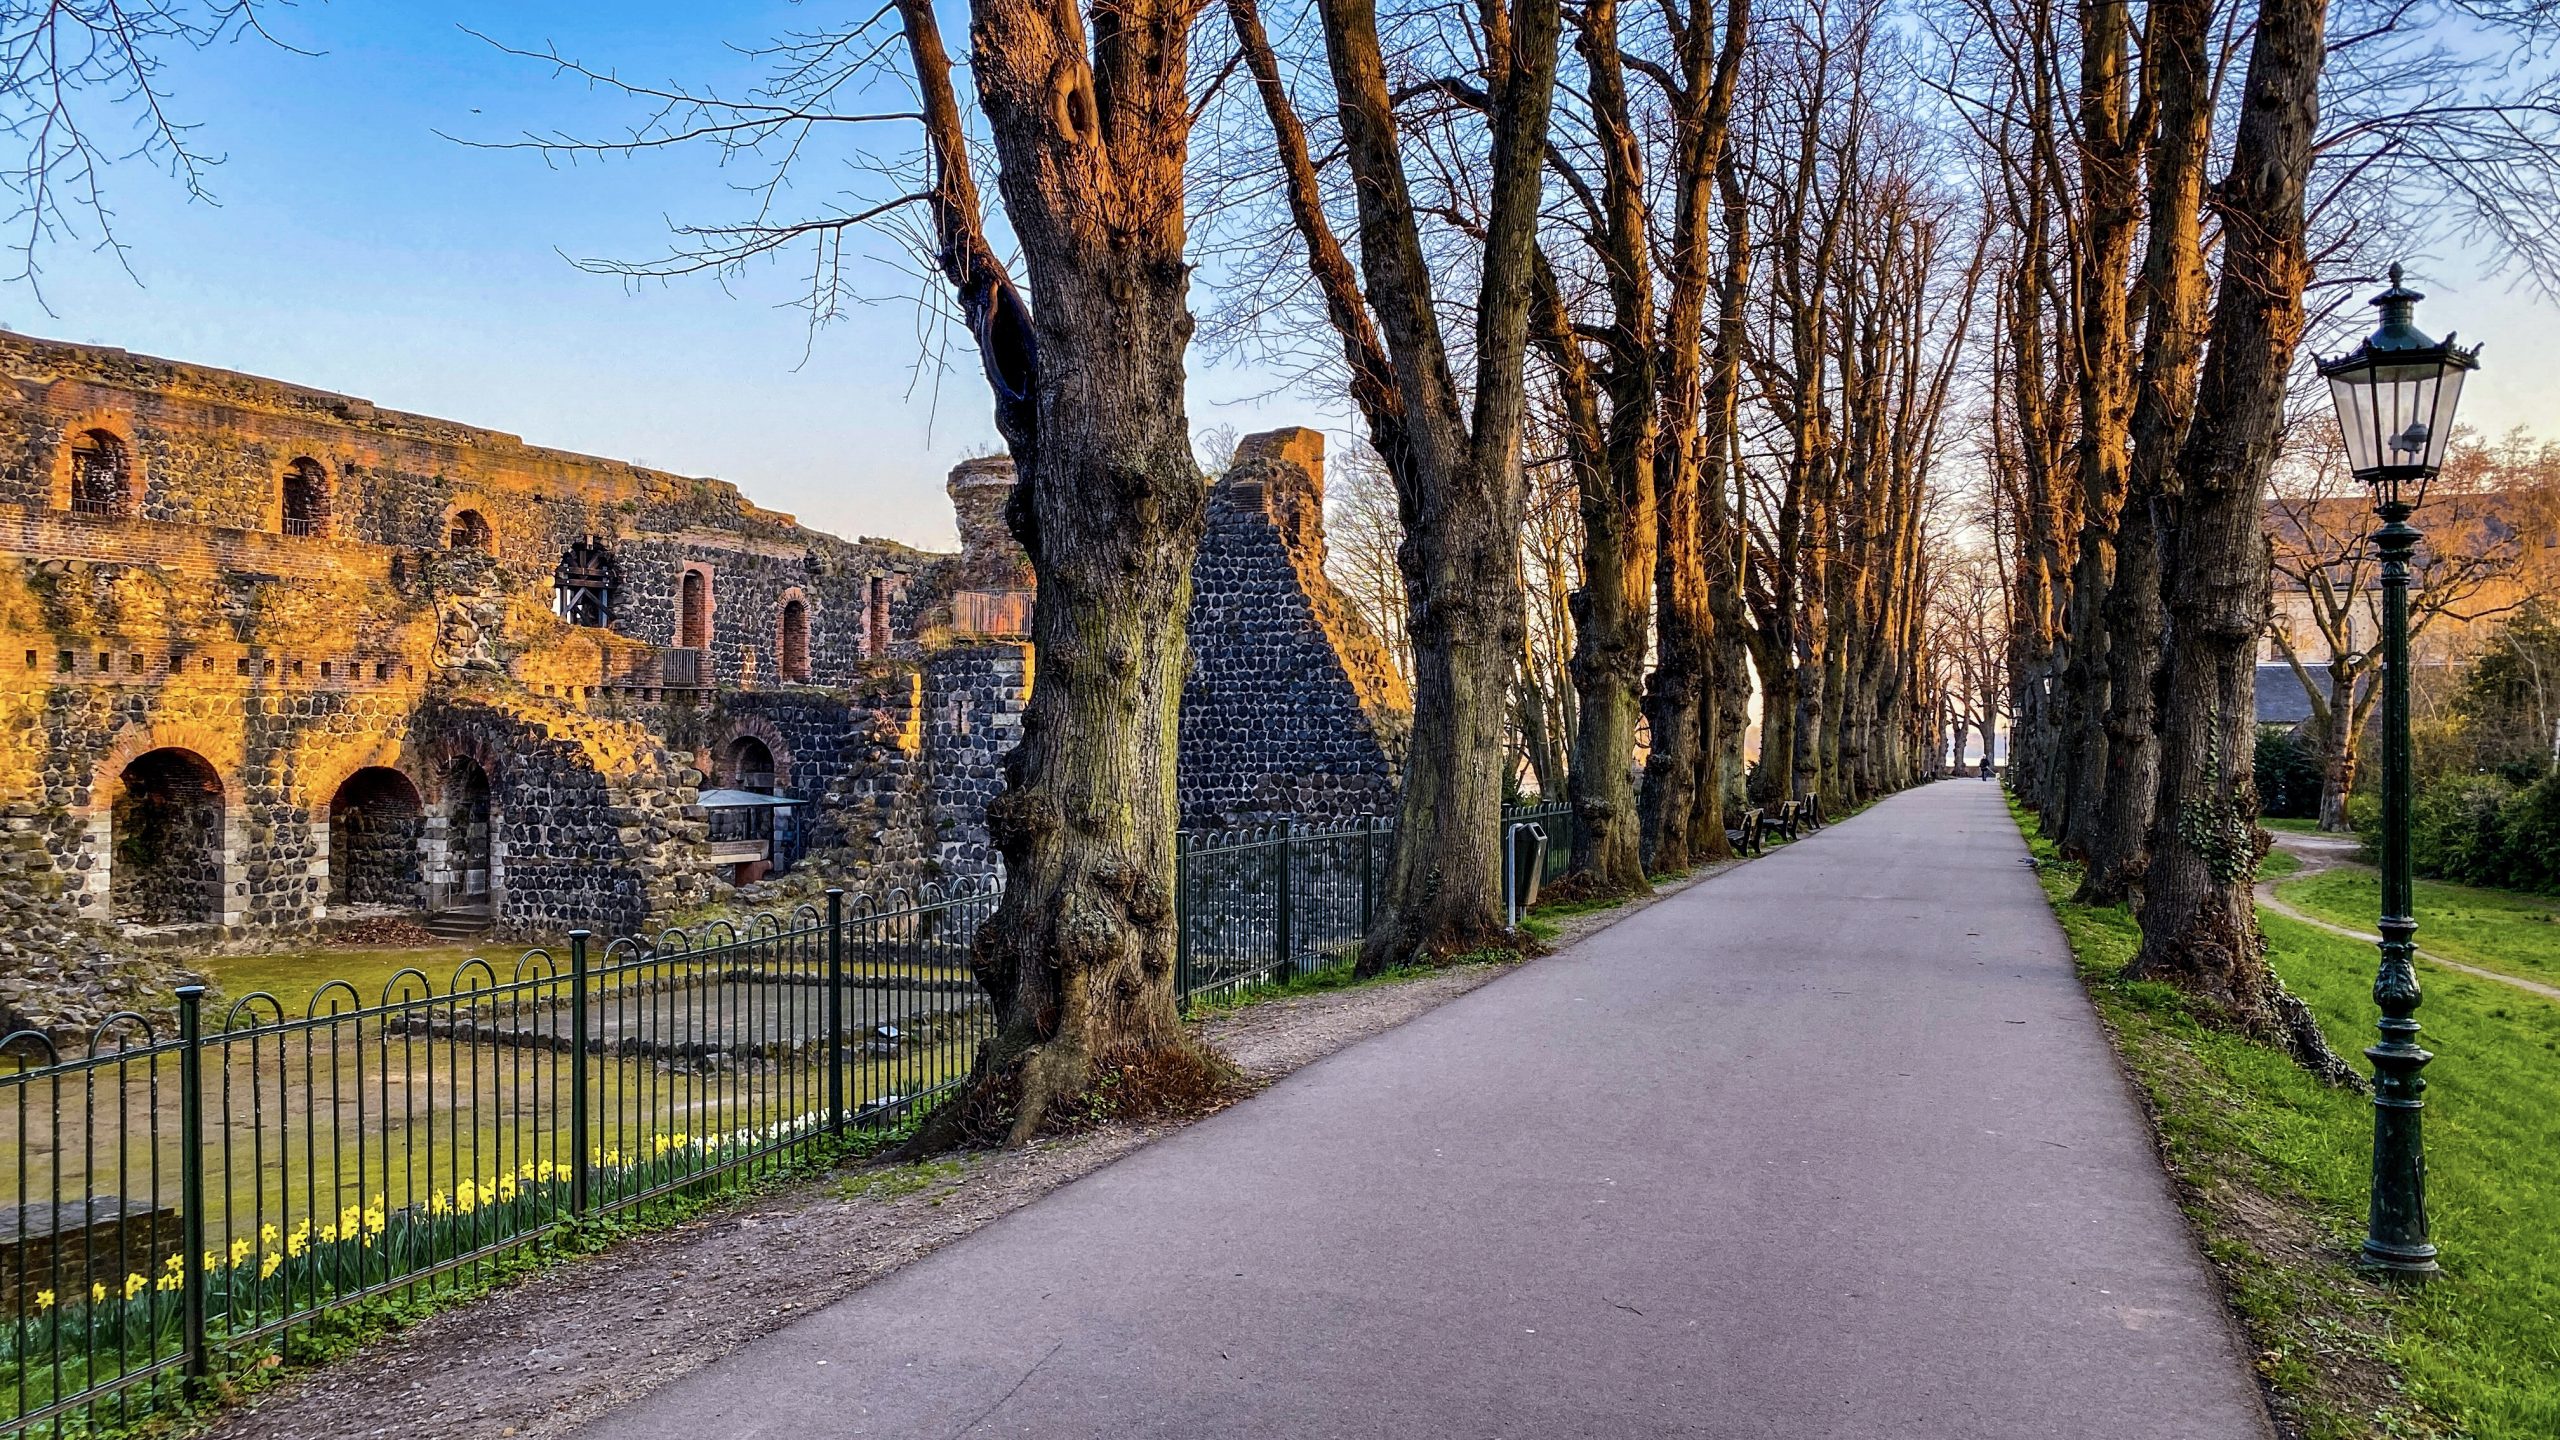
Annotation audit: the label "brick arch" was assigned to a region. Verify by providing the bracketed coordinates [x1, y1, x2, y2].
[442, 499, 498, 553]
[297, 737, 423, 821]
[49, 407, 145, 517]
[86, 721, 243, 816]
[708, 715, 792, 789]
[279, 455, 334, 537]
[676, 562, 715, 649]
[418, 731, 509, 806]
[80, 722, 247, 929]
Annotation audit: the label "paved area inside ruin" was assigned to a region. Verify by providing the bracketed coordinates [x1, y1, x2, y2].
[578, 781, 2270, 1439]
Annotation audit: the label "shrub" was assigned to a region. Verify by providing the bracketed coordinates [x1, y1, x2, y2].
[2344, 792, 2381, 859]
[2255, 726, 2323, 819]
[2492, 770, 2560, 894]
[2410, 775, 2515, 884]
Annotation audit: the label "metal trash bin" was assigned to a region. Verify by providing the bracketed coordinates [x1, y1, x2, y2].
[1505, 821, 1548, 926]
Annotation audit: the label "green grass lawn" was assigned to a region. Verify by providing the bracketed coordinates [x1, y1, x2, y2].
[2260, 846, 2305, 880]
[2279, 867, 2560, 990]
[2015, 801, 2560, 1438]
[2261, 816, 2327, 835]
[204, 943, 500, 1014]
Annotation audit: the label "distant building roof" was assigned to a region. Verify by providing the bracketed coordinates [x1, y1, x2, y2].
[2256, 663, 2317, 726]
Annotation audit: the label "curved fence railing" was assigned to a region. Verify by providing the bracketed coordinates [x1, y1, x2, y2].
[1, 804, 1575, 1435]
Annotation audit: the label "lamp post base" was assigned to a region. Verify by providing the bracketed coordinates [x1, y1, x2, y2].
[2357, 1238, 2439, 1281]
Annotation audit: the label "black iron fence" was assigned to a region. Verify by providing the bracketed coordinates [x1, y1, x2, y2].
[3, 803, 1576, 1435]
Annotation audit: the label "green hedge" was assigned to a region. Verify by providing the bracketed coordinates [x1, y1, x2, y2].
[2393, 770, 2560, 895]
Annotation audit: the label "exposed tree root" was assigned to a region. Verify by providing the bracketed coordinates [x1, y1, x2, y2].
[899, 1031, 1240, 1158]
[2265, 980, 2366, 1092]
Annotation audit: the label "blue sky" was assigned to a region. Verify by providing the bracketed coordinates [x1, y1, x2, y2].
[3, 2, 1315, 550]
[5, 2, 2549, 552]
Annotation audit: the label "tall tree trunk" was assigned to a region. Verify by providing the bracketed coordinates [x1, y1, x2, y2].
[2078, 0, 2213, 905]
[1227, 0, 1561, 960]
[2128, 0, 2354, 1084]
[2052, 0, 2141, 858]
[896, 0, 1216, 1146]
[1543, 0, 1658, 896]
[1641, 0, 1750, 873]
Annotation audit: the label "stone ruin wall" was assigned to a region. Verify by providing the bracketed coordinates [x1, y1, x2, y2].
[0, 333, 1005, 1039]
[0, 336, 1390, 1039]
[1178, 428, 1410, 828]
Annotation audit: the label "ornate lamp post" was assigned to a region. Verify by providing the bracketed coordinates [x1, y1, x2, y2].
[2316, 263, 2479, 1280]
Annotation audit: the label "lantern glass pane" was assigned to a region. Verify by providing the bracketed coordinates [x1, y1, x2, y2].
[2328, 371, 2382, 473]
[2423, 366, 2467, 469]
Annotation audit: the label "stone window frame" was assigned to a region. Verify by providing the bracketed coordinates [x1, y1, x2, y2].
[776, 586, 813, 682]
[56, 417, 143, 519]
[677, 562, 716, 650]
[279, 456, 333, 538]
[444, 503, 496, 552]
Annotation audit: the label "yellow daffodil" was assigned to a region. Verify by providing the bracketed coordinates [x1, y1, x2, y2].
[33, 1289, 53, 1311]
[122, 1273, 146, 1301]
[90, 1281, 106, 1304]
[259, 1252, 283, 1280]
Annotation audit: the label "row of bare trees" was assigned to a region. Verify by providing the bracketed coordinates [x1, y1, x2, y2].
[491, 0, 1984, 1139]
[1972, 0, 2560, 1071]
[35, 0, 1994, 1142]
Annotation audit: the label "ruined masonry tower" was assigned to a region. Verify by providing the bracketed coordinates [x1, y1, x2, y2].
[929, 429, 1412, 830]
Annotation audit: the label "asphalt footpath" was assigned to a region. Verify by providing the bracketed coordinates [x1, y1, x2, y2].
[580, 779, 2272, 1439]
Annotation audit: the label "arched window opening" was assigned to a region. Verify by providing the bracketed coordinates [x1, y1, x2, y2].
[678, 568, 711, 649]
[281, 457, 330, 537]
[328, 767, 422, 908]
[70, 429, 132, 518]
[779, 598, 811, 682]
[112, 748, 224, 925]
[865, 576, 891, 657]
[553, 536, 618, 627]
[726, 735, 778, 792]
[448, 508, 493, 551]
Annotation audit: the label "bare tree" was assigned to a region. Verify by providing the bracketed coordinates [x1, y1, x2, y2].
[2128, 0, 2355, 1082]
[1226, 0, 1563, 968]
[2074, 0, 2214, 905]
[0, 0, 291, 295]
[1324, 439, 1415, 686]
[486, 0, 1224, 1143]
[2267, 421, 2531, 830]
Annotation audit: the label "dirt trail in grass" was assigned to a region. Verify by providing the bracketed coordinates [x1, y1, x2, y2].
[2257, 832, 2560, 1004]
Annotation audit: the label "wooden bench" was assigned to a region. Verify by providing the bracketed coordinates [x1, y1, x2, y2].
[1768, 799, 1801, 841]
[1725, 806, 1765, 856]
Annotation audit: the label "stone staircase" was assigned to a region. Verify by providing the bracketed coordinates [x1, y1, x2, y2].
[421, 906, 493, 939]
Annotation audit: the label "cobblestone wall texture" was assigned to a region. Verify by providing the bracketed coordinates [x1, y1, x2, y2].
[1178, 428, 1410, 827]
[0, 339, 1401, 1039]
[0, 335, 967, 1036]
